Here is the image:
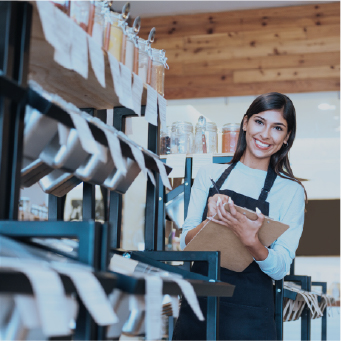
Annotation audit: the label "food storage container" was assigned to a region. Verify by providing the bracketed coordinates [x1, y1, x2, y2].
[160, 127, 171, 155]
[222, 123, 240, 153]
[121, 26, 135, 71]
[149, 48, 168, 96]
[194, 121, 218, 154]
[70, 1, 92, 33]
[104, 11, 124, 60]
[51, 1, 70, 15]
[137, 38, 150, 83]
[89, 1, 105, 47]
[170, 121, 193, 154]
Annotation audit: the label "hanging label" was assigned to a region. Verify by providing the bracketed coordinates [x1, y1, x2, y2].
[36, 1, 56, 47]
[170, 296, 180, 318]
[154, 158, 172, 190]
[103, 128, 127, 175]
[0, 258, 70, 337]
[145, 276, 163, 341]
[157, 94, 167, 131]
[125, 117, 133, 135]
[70, 20, 88, 79]
[119, 63, 134, 110]
[130, 145, 147, 179]
[107, 53, 122, 99]
[192, 154, 213, 178]
[132, 73, 144, 116]
[57, 123, 70, 146]
[52, 263, 118, 326]
[166, 154, 186, 178]
[145, 85, 158, 126]
[87, 35, 106, 88]
[109, 254, 138, 274]
[146, 169, 156, 186]
[52, 7, 72, 69]
[69, 111, 107, 163]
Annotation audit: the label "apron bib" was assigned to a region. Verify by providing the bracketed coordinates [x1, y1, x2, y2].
[173, 163, 278, 340]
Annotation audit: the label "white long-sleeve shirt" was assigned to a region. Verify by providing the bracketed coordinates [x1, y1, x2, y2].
[180, 161, 305, 280]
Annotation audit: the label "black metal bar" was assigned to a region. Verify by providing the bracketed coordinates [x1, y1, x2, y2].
[184, 157, 192, 219]
[166, 183, 185, 202]
[48, 195, 66, 221]
[290, 258, 295, 275]
[274, 279, 284, 341]
[312, 281, 327, 341]
[212, 156, 233, 164]
[82, 183, 95, 220]
[156, 174, 165, 251]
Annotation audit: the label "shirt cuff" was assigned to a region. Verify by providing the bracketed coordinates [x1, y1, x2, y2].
[254, 247, 277, 271]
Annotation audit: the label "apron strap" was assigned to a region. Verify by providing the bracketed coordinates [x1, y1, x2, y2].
[258, 165, 277, 202]
[215, 163, 237, 190]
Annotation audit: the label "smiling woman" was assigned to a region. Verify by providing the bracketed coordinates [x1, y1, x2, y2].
[173, 92, 307, 340]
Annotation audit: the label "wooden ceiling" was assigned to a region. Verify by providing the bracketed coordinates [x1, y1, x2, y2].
[139, 2, 340, 100]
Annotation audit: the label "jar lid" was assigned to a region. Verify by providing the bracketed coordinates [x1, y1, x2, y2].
[222, 123, 240, 132]
[172, 121, 193, 133]
[195, 121, 217, 132]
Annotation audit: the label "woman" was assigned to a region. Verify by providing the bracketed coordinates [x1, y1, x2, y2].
[172, 92, 306, 340]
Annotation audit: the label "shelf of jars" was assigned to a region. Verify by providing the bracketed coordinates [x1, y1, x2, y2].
[159, 153, 234, 159]
[29, 1, 167, 110]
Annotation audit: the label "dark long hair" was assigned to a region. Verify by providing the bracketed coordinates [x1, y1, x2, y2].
[229, 92, 307, 202]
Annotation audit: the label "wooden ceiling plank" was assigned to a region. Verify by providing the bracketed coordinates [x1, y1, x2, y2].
[233, 65, 340, 84]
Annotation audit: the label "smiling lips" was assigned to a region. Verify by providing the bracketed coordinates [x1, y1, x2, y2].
[254, 138, 271, 150]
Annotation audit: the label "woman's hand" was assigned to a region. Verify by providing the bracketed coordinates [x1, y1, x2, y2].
[211, 198, 265, 247]
[207, 194, 230, 219]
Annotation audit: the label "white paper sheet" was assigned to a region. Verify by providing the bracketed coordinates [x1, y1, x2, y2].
[69, 111, 107, 163]
[0, 258, 70, 337]
[106, 109, 114, 126]
[166, 154, 186, 178]
[125, 117, 133, 135]
[130, 145, 147, 179]
[146, 169, 156, 186]
[170, 296, 180, 318]
[103, 128, 127, 175]
[157, 94, 167, 131]
[119, 64, 134, 110]
[70, 20, 88, 79]
[145, 276, 163, 340]
[52, 263, 118, 326]
[132, 73, 144, 116]
[36, 1, 56, 47]
[52, 7, 72, 69]
[145, 85, 158, 126]
[107, 53, 122, 99]
[192, 154, 213, 178]
[154, 158, 172, 190]
[87, 35, 106, 88]
[109, 254, 138, 275]
[57, 123, 70, 146]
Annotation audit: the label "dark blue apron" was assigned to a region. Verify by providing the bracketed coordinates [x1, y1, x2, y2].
[173, 163, 278, 340]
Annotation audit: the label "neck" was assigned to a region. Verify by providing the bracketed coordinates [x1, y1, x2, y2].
[240, 153, 270, 171]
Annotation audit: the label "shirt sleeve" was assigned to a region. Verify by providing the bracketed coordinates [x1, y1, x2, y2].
[180, 166, 210, 250]
[255, 184, 305, 280]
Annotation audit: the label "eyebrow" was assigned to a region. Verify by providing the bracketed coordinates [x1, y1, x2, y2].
[255, 115, 287, 127]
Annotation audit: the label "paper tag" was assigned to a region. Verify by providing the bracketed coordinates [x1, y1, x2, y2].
[52, 8, 72, 69]
[106, 109, 114, 126]
[166, 154, 186, 178]
[57, 123, 70, 146]
[125, 117, 133, 135]
[169, 277, 204, 321]
[103, 128, 127, 175]
[52, 263, 118, 326]
[36, 1, 56, 47]
[146, 169, 156, 186]
[87, 35, 106, 88]
[0, 258, 70, 337]
[157, 94, 167, 131]
[145, 276, 163, 341]
[109, 254, 138, 275]
[132, 73, 144, 116]
[119, 63, 134, 110]
[70, 20, 88, 79]
[69, 111, 107, 163]
[170, 296, 180, 318]
[145, 85, 158, 126]
[154, 158, 172, 190]
[107, 53, 122, 99]
[192, 154, 213, 178]
[130, 145, 147, 179]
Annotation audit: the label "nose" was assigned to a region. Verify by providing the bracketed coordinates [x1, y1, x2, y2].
[260, 125, 271, 140]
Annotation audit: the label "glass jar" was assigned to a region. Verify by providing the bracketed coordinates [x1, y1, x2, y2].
[222, 123, 240, 153]
[104, 12, 124, 61]
[70, 1, 92, 32]
[89, 1, 105, 47]
[149, 48, 166, 96]
[121, 27, 135, 71]
[170, 121, 193, 154]
[137, 38, 150, 83]
[194, 121, 218, 154]
[160, 127, 171, 155]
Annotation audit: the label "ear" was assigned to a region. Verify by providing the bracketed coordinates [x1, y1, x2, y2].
[284, 132, 291, 144]
[242, 115, 248, 132]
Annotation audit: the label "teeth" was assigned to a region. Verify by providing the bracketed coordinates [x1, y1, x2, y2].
[255, 139, 270, 148]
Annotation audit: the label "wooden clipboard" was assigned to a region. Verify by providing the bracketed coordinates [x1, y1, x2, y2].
[184, 203, 289, 272]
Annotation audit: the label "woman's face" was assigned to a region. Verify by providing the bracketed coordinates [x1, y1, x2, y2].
[243, 109, 290, 164]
